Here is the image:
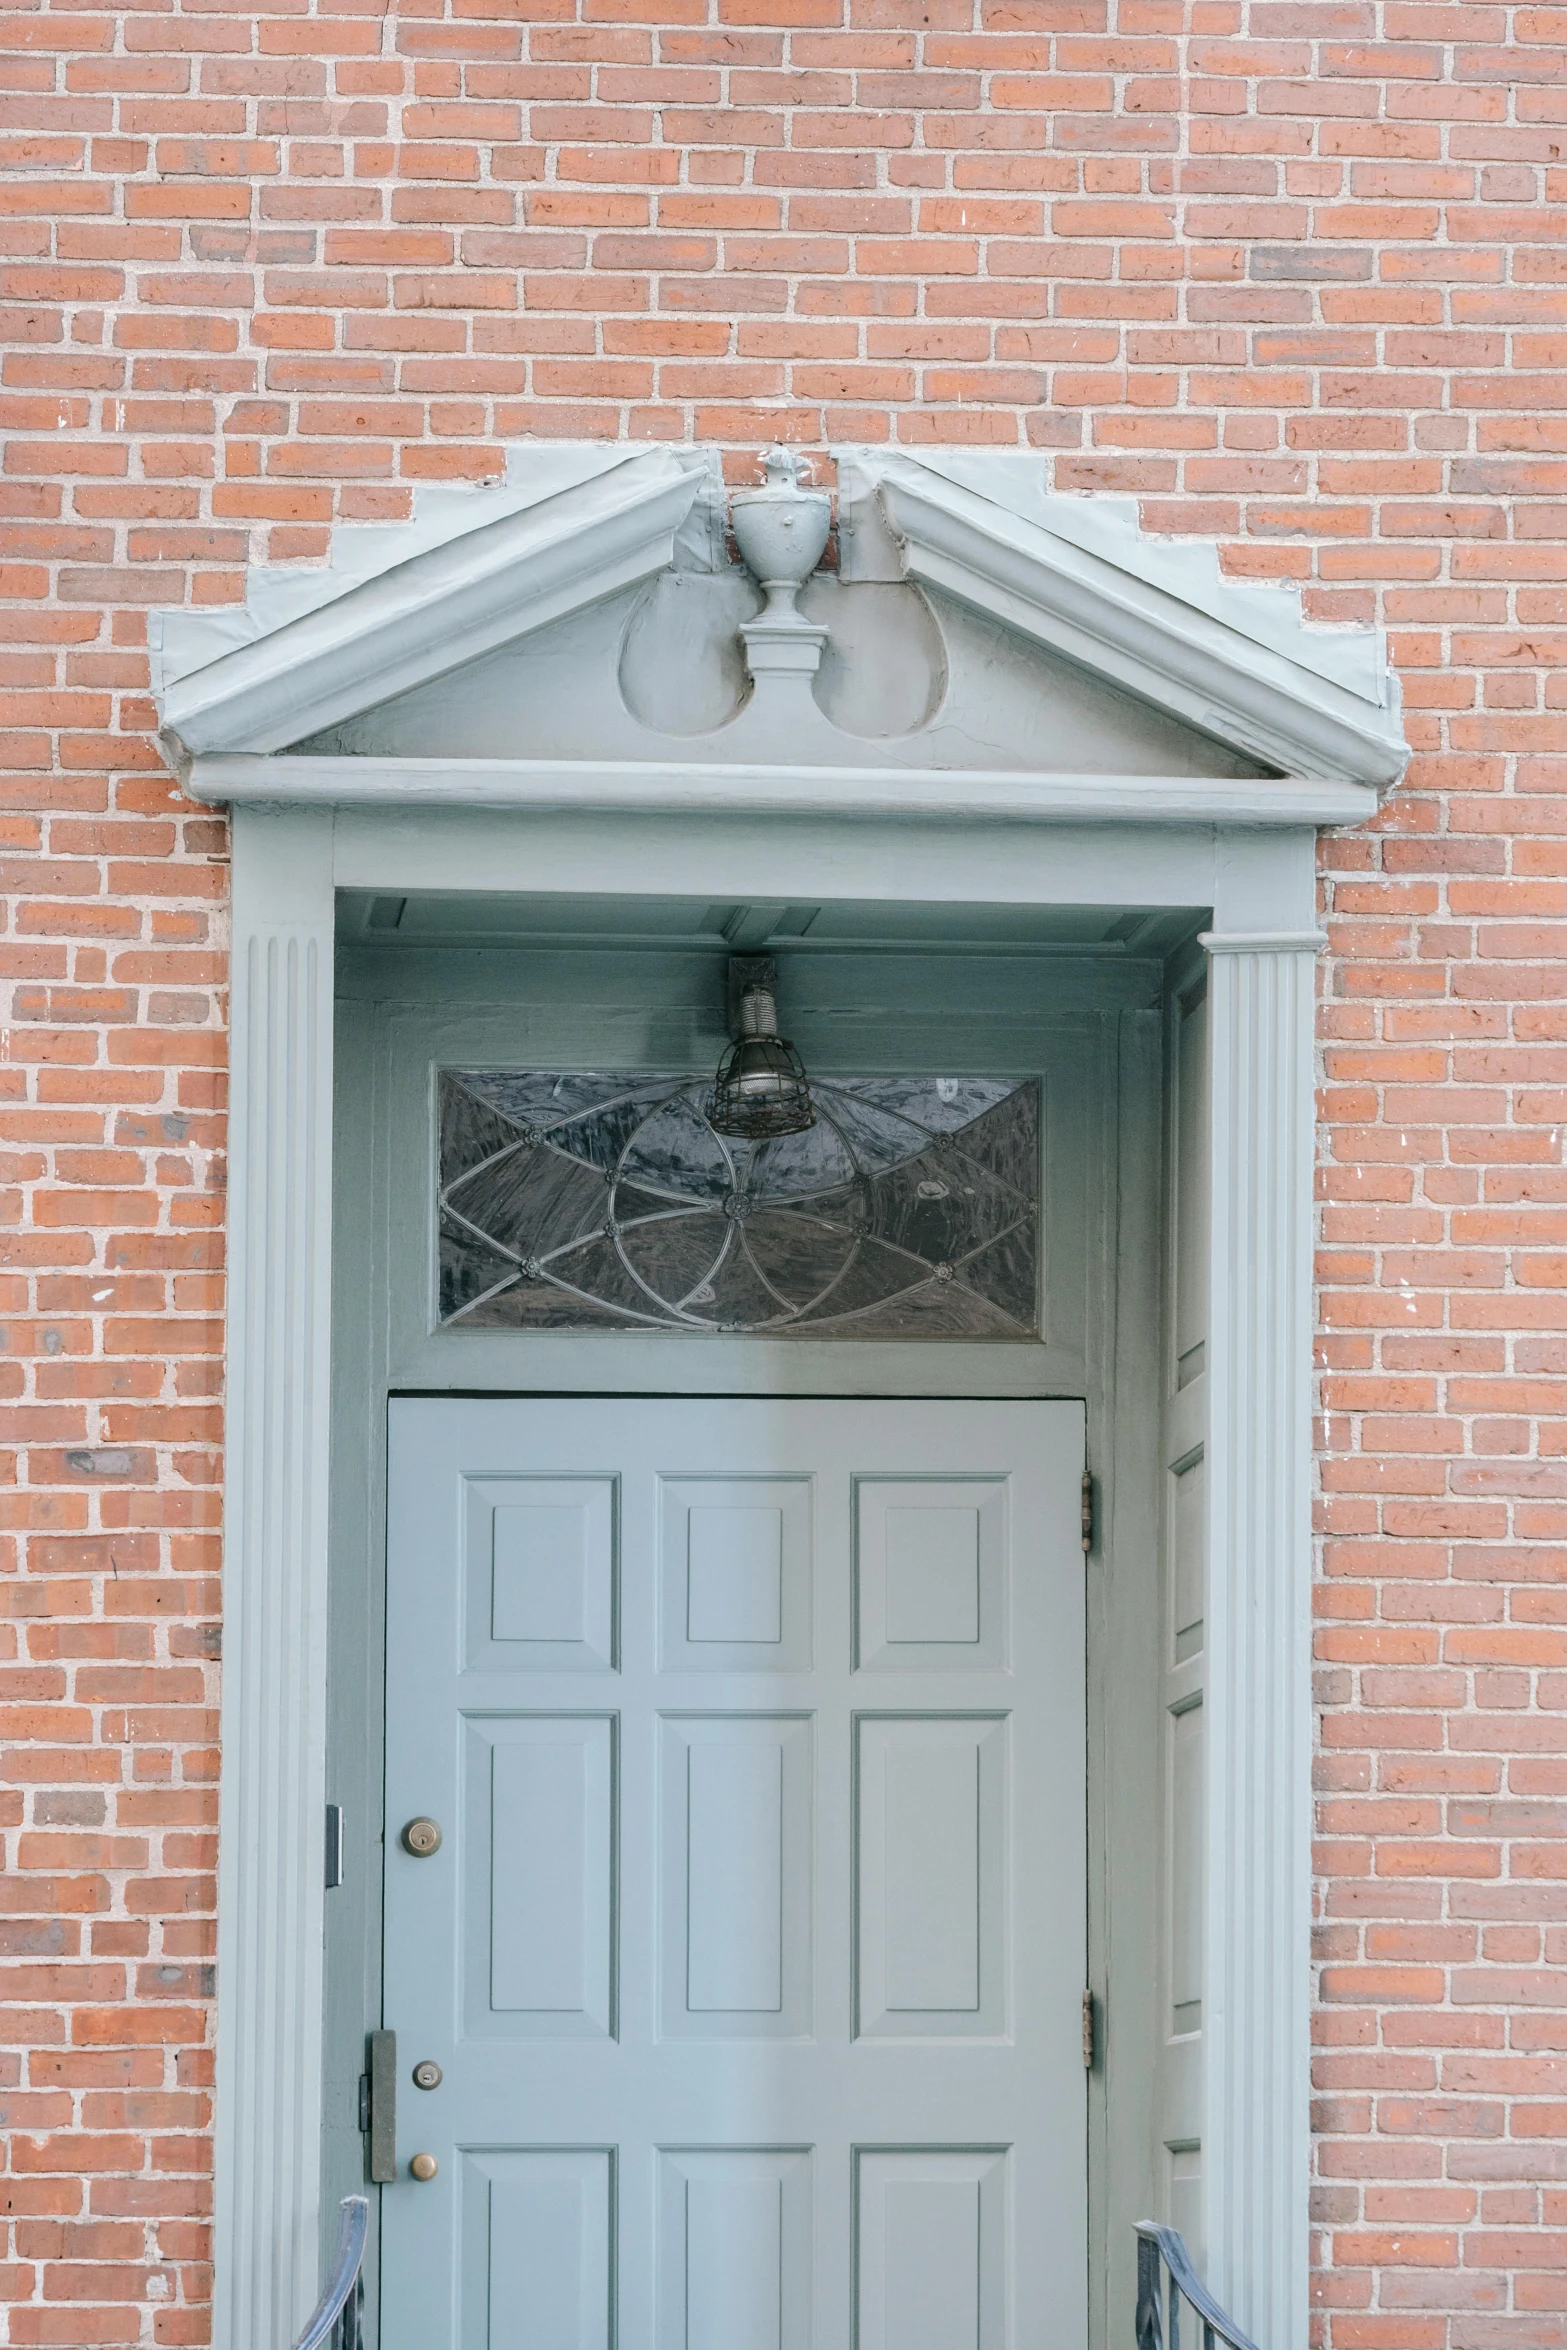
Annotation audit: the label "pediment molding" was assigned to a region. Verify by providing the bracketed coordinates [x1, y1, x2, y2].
[153, 443, 1408, 827]
[156, 449, 706, 771]
[860, 456, 1404, 791]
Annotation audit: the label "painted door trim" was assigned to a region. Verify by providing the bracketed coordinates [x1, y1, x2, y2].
[214, 810, 336, 2350]
[186, 751, 1377, 831]
[215, 803, 1316, 2350]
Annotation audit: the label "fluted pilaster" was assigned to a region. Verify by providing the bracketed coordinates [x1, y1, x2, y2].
[213, 810, 336, 2350]
[1201, 930, 1320, 2350]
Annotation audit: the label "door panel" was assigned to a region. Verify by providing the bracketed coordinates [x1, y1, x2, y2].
[460, 2148, 613, 2350]
[854, 1478, 1008, 1671]
[657, 2147, 812, 2350]
[658, 1478, 812, 1671]
[465, 1477, 618, 1672]
[659, 1713, 813, 2036]
[467, 1714, 616, 2037]
[854, 1714, 1007, 2037]
[855, 2149, 1008, 2350]
[382, 1396, 1086, 2350]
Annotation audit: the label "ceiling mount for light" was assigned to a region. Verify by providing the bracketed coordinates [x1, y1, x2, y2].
[708, 956, 816, 1140]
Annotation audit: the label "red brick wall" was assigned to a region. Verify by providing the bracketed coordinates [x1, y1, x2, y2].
[4, 0, 1565, 2342]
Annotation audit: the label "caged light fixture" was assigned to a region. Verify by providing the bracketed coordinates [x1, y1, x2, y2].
[708, 957, 816, 1141]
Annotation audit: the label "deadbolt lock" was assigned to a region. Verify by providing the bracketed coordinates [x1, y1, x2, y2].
[402, 1816, 442, 1857]
[412, 2060, 443, 2091]
[410, 2152, 439, 2182]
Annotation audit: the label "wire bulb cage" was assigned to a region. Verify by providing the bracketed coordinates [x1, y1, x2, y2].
[709, 975, 816, 1140]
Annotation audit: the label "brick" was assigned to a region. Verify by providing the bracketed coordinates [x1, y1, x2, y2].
[0, 11, 1562, 2346]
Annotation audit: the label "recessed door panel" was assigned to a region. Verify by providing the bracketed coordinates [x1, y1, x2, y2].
[465, 1475, 618, 1671]
[461, 2147, 613, 2350]
[384, 1397, 1086, 2350]
[854, 1478, 1008, 1672]
[854, 1714, 1008, 2038]
[659, 1477, 813, 1671]
[657, 2148, 812, 2350]
[659, 1714, 812, 2037]
[464, 1714, 616, 2038]
[855, 2149, 1007, 2350]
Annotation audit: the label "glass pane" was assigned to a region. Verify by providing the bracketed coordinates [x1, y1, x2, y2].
[436, 1071, 1040, 1339]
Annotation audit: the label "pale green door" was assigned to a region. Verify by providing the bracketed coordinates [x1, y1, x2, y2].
[381, 1394, 1088, 2349]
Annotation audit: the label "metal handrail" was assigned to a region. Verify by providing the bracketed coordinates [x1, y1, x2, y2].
[1136, 2221, 1262, 2350]
[291, 2196, 369, 2350]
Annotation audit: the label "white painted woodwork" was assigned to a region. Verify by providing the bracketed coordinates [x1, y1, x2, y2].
[212, 808, 336, 2348]
[159, 451, 705, 764]
[327, 800, 1307, 915]
[157, 442, 1405, 797]
[1156, 977, 1209, 2256]
[298, 569, 1257, 783]
[835, 452, 1391, 703]
[1202, 933, 1319, 2350]
[381, 1396, 1087, 2350]
[866, 457, 1405, 789]
[187, 752, 1380, 831]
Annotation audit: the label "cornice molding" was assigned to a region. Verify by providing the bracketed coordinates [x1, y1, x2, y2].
[185, 752, 1381, 829]
[1200, 928, 1328, 953]
[157, 451, 704, 772]
[869, 458, 1408, 793]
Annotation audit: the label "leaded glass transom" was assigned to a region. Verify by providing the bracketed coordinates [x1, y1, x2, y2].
[438, 1070, 1040, 1338]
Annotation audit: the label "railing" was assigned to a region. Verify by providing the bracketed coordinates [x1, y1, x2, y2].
[1136, 2222, 1261, 2350]
[294, 2197, 1236, 2349]
[291, 2196, 369, 2350]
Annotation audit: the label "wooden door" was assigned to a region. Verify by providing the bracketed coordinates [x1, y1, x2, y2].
[381, 1395, 1087, 2350]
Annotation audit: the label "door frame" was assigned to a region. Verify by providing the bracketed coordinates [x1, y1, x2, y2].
[325, 907, 1163, 2350]
[215, 807, 1317, 2350]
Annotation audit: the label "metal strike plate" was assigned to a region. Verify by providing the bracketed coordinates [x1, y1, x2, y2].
[367, 2029, 397, 2183]
[402, 1816, 442, 1858]
[324, 1802, 345, 1890]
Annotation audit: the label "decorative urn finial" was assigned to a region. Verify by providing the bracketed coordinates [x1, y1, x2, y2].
[730, 444, 832, 684]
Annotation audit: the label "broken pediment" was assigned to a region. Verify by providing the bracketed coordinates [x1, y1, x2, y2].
[151, 442, 1408, 818]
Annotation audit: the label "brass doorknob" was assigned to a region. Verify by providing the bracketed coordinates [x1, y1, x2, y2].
[410, 2152, 438, 2182]
[402, 1817, 442, 1857]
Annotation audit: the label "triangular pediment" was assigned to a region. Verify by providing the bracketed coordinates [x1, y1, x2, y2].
[152, 443, 1407, 813]
[286, 568, 1263, 786]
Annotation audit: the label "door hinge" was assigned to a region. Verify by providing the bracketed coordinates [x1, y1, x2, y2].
[325, 1802, 345, 1890]
[364, 2027, 397, 2183]
[1082, 1987, 1096, 2069]
[1081, 1468, 1094, 1555]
